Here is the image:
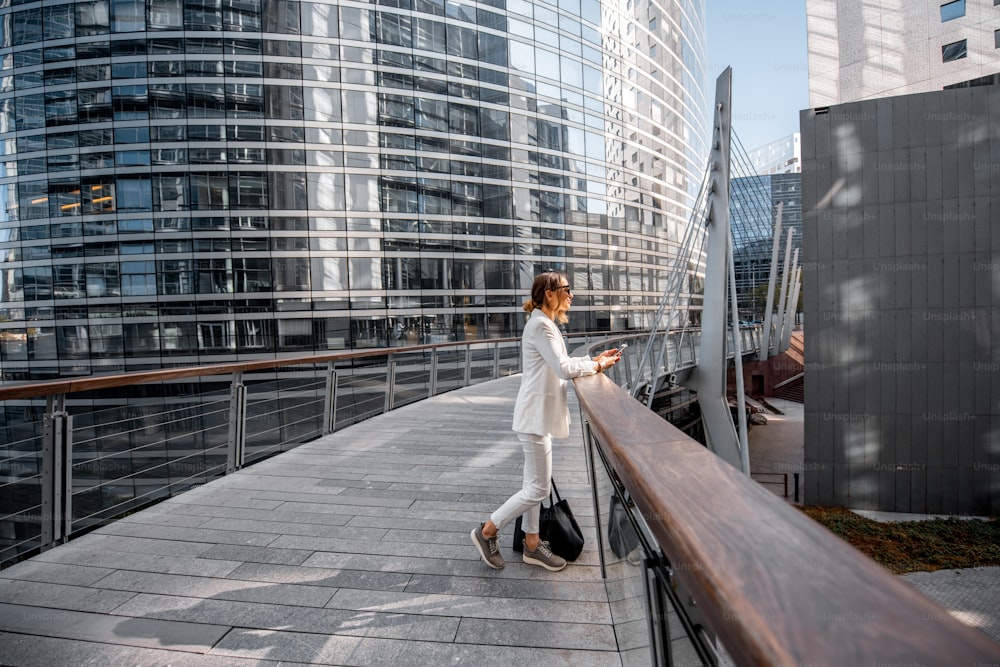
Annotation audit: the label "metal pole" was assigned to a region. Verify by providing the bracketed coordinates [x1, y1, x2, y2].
[464, 345, 472, 386]
[760, 202, 783, 361]
[322, 363, 338, 435]
[227, 371, 247, 473]
[429, 349, 439, 396]
[583, 421, 607, 580]
[779, 249, 799, 354]
[782, 266, 802, 353]
[41, 394, 72, 551]
[728, 231, 750, 476]
[385, 355, 396, 412]
[774, 229, 795, 358]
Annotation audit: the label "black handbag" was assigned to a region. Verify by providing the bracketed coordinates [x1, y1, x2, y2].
[512, 478, 585, 561]
[608, 493, 640, 558]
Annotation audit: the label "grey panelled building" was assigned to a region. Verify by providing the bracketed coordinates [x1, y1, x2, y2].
[801, 84, 1000, 515]
[0, 0, 710, 382]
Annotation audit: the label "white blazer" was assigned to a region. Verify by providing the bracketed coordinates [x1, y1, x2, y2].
[512, 309, 597, 438]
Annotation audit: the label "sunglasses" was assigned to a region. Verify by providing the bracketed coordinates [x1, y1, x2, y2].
[555, 285, 573, 294]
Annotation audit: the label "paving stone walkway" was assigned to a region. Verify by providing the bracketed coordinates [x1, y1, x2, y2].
[0, 376, 620, 666]
[2, 377, 996, 665]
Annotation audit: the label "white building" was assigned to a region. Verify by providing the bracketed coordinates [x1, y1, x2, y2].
[807, 0, 1000, 106]
[747, 133, 801, 175]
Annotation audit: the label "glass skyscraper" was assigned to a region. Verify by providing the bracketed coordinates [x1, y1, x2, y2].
[0, 0, 708, 382]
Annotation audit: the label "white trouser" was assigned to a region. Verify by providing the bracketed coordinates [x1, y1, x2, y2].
[490, 432, 552, 535]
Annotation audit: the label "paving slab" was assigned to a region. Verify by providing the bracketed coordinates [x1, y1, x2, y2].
[902, 567, 1000, 644]
[0, 376, 621, 666]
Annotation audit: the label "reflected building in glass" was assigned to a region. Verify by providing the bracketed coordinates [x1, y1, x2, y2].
[0, 0, 709, 381]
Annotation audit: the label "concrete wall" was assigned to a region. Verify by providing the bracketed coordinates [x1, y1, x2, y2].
[801, 83, 1000, 515]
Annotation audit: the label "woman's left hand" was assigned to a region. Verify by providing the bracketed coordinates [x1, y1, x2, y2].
[594, 348, 621, 371]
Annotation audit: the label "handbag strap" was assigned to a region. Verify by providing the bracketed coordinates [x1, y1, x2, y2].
[549, 477, 562, 505]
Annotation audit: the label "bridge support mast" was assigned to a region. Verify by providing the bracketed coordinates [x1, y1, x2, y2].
[688, 67, 747, 473]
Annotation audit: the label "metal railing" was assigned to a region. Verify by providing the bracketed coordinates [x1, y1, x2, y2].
[587, 325, 762, 403]
[3, 336, 636, 569]
[573, 363, 1000, 666]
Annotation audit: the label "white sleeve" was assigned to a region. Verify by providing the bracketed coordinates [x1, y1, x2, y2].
[535, 321, 597, 380]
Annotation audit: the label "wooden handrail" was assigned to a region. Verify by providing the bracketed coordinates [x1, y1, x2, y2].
[573, 373, 1000, 665]
[0, 337, 525, 402]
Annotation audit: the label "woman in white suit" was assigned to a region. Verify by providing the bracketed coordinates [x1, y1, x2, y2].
[471, 271, 621, 571]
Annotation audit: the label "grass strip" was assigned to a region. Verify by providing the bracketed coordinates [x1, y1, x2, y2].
[800, 506, 1000, 574]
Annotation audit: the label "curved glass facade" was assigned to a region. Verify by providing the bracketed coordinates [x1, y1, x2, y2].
[0, 0, 707, 381]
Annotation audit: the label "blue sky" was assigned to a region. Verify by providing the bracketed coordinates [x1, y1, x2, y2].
[704, 1, 810, 152]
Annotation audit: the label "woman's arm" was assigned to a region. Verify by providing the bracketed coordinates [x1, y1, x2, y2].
[533, 320, 599, 380]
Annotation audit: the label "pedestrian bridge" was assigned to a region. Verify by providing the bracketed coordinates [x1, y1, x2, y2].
[0, 338, 996, 665]
[0, 376, 625, 666]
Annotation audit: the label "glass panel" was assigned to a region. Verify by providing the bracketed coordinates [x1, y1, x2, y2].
[941, 39, 967, 62]
[44, 5, 75, 40]
[77, 1, 111, 35]
[301, 1, 339, 37]
[112, 0, 146, 31]
[940, 0, 965, 22]
[148, 0, 183, 29]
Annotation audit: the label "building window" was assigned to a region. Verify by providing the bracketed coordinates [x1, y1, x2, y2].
[939, 0, 964, 22]
[942, 39, 968, 62]
[996, 29, 1000, 49]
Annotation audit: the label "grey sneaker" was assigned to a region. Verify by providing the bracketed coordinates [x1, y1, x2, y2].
[522, 540, 567, 571]
[471, 523, 505, 569]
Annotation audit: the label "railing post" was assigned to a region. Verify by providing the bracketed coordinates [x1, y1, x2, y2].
[493, 342, 500, 379]
[583, 421, 606, 580]
[429, 349, 439, 396]
[322, 362, 338, 435]
[385, 354, 397, 412]
[641, 558, 670, 666]
[41, 394, 72, 552]
[463, 345, 472, 386]
[227, 371, 247, 473]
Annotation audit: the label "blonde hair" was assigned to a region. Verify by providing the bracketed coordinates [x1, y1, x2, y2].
[523, 271, 570, 324]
